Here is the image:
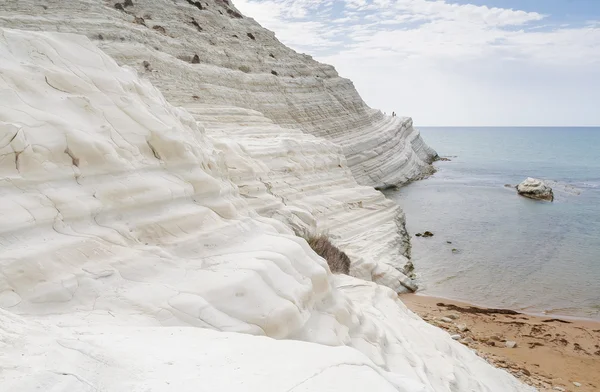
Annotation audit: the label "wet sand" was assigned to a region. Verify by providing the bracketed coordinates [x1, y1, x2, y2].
[400, 294, 600, 391]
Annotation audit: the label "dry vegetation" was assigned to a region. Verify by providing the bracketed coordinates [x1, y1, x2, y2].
[304, 235, 350, 275]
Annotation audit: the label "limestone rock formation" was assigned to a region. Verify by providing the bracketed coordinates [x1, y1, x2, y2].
[0, 28, 533, 391]
[517, 178, 554, 202]
[0, 311, 408, 392]
[0, 0, 437, 188]
[0, 0, 436, 292]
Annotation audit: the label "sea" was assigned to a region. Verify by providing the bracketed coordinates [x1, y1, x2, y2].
[386, 127, 600, 321]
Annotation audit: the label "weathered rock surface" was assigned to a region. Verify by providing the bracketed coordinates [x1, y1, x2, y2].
[0, 0, 437, 188]
[0, 28, 533, 391]
[0, 311, 406, 392]
[517, 178, 554, 202]
[0, 0, 437, 292]
[506, 341, 518, 348]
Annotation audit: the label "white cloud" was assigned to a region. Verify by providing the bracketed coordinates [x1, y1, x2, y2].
[235, 0, 338, 50]
[235, 0, 600, 125]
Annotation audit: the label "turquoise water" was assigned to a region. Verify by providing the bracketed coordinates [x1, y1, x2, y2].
[387, 127, 600, 320]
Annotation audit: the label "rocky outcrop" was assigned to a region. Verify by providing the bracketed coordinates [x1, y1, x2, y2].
[0, 0, 437, 189]
[0, 0, 436, 292]
[183, 104, 418, 292]
[0, 29, 533, 391]
[517, 178, 554, 202]
[0, 309, 409, 392]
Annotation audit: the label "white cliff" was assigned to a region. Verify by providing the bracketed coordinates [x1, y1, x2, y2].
[0, 28, 534, 391]
[0, 0, 437, 188]
[0, 0, 436, 292]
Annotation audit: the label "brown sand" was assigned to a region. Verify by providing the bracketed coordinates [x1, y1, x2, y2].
[400, 294, 600, 392]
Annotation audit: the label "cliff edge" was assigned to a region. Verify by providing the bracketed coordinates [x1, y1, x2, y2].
[0, 0, 437, 188]
[0, 0, 437, 291]
[0, 27, 532, 391]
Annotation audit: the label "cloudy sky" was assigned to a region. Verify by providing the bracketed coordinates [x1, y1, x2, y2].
[235, 0, 600, 126]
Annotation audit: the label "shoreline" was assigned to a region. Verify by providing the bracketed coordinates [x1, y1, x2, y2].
[400, 293, 600, 392]
[411, 292, 600, 324]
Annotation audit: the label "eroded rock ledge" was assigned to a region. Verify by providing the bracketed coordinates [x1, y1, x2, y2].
[0, 0, 437, 188]
[0, 0, 437, 291]
[0, 28, 532, 392]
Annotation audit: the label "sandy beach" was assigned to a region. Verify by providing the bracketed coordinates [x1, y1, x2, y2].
[400, 294, 600, 392]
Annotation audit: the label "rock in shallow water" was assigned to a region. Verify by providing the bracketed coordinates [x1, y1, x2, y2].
[516, 178, 554, 202]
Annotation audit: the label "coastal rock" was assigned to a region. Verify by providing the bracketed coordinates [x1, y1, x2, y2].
[573, 381, 582, 387]
[516, 178, 554, 202]
[457, 324, 469, 332]
[0, 0, 438, 294]
[0, 29, 534, 392]
[506, 341, 518, 348]
[451, 334, 461, 340]
[0, 0, 437, 189]
[0, 313, 438, 392]
[422, 231, 434, 237]
[440, 317, 454, 323]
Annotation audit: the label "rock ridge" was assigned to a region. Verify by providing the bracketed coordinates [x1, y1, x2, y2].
[0, 0, 437, 291]
[0, 0, 437, 188]
[0, 27, 532, 391]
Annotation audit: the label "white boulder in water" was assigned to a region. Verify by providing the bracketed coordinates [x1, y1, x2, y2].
[517, 178, 554, 202]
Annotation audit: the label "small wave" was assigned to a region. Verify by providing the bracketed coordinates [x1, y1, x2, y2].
[535, 306, 600, 321]
[434, 274, 459, 284]
[578, 181, 600, 189]
[541, 179, 582, 196]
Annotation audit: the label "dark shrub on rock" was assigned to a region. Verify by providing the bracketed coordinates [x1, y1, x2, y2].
[305, 235, 350, 275]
